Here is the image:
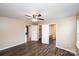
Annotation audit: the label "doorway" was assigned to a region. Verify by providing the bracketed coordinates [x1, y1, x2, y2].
[38, 25, 42, 43]
[49, 24, 56, 44]
[25, 25, 32, 43]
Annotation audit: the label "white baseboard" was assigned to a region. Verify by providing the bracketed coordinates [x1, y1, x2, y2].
[56, 45, 76, 55]
[0, 42, 25, 51]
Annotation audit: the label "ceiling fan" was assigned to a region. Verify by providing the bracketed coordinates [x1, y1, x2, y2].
[25, 13, 44, 22]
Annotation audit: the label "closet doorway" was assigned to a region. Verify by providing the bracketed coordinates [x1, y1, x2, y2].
[25, 25, 32, 43]
[38, 25, 42, 43]
[49, 24, 56, 44]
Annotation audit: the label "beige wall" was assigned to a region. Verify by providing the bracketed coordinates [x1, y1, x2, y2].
[0, 17, 27, 50]
[39, 16, 77, 53]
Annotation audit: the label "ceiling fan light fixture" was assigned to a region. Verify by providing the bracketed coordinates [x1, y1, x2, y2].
[32, 18, 38, 22]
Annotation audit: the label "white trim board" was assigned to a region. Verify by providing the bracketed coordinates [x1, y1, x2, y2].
[56, 45, 76, 55]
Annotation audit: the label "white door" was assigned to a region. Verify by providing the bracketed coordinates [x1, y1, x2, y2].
[77, 21, 79, 48]
[31, 25, 38, 41]
[42, 24, 49, 44]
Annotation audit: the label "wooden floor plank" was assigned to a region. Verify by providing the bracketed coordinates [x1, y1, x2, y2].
[0, 40, 75, 56]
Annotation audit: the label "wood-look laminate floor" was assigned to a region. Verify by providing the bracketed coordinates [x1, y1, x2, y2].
[0, 40, 75, 56]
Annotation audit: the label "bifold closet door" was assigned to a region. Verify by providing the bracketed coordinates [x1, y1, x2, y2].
[42, 24, 49, 44]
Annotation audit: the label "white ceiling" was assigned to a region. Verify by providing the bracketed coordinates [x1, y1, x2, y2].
[0, 3, 79, 20]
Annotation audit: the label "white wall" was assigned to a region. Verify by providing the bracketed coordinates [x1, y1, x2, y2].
[40, 16, 76, 53]
[56, 17, 76, 53]
[0, 17, 26, 50]
[31, 25, 38, 41]
[77, 14, 79, 49]
[42, 24, 49, 44]
[0, 16, 77, 54]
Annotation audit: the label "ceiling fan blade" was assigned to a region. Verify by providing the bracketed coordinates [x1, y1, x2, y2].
[38, 14, 42, 17]
[25, 15, 31, 17]
[37, 18, 44, 20]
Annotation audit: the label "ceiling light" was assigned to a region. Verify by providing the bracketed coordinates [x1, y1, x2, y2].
[32, 18, 38, 22]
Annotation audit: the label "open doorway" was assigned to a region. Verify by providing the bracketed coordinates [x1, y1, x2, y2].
[49, 24, 56, 44]
[38, 25, 42, 43]
[25, 25, 32, 43]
